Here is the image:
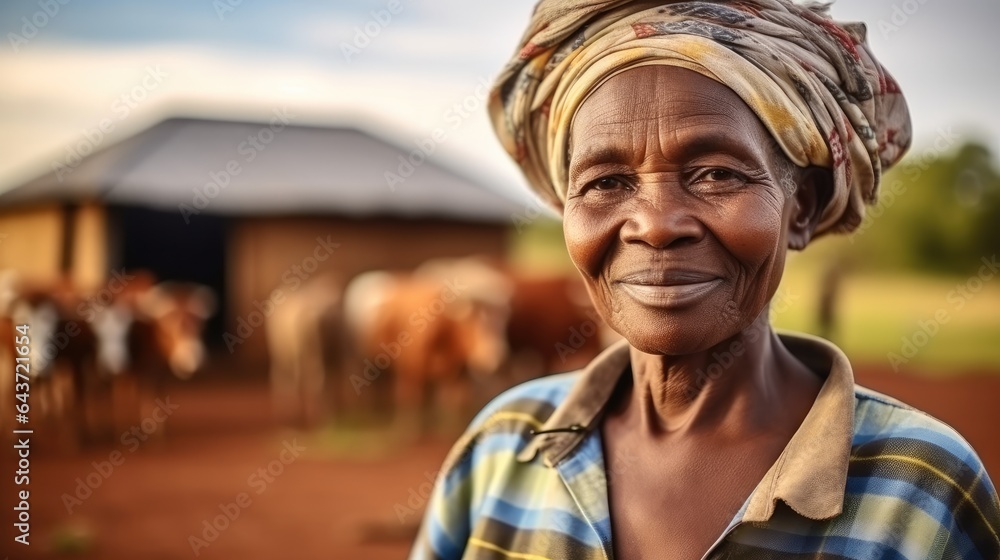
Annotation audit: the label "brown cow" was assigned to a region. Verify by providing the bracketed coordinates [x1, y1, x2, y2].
[89, 271, 215, 437]
[0, 274, 99, 443]
[0, 271, 213, 444]
[344, 258, 513, 435]
[504, 272, 615, 382]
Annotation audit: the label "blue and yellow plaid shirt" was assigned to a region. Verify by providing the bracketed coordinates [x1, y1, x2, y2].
[410, 333, 1000, 559]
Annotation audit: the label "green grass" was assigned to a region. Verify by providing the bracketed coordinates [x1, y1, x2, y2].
[50, 523, 95, 555]
[776, 255, 1000, 375]
[262, 413, 404, 462]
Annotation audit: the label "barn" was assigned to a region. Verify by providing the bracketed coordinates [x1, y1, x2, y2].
[0, 116, 526, 364]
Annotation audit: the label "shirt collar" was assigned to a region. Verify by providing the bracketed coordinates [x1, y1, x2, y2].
[515, 331, 855, 522]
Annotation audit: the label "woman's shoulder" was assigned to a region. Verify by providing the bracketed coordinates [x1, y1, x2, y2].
[851, 384, 985, 467]
[848, 385, 1000, 554]
[851, 385, 998, 513]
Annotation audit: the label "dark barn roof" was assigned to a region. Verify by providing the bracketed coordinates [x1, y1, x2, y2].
[0, 117, 524, 223]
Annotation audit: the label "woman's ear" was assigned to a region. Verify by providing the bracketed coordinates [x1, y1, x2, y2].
[787, 166, 833, 250]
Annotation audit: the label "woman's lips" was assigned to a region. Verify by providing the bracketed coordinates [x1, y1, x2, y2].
[615, 271, 722, 307]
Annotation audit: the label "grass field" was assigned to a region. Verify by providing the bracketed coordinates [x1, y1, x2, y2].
[776, 252, 1000, 375]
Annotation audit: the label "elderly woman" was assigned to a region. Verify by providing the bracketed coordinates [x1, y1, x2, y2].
[411, 1, 1000, 558]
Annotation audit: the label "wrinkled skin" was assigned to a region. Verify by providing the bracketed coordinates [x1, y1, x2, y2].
[564, 65, 830, 559]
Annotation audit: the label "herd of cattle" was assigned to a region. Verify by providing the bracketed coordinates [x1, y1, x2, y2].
[268, 257, 617, 430]
[0, 257, 616, 445]
[0, 270, 216, 443]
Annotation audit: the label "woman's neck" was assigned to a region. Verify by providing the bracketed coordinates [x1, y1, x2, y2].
[619, 315, 822, 438]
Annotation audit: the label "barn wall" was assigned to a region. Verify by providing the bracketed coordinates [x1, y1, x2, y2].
[226, 216, 509, 363]
[71, 202, 108, 292]
[0, 203, 109, 290]
[0, 204, 64, 282]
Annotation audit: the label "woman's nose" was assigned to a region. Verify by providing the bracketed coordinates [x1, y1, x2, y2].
[620, 185, 705, 249]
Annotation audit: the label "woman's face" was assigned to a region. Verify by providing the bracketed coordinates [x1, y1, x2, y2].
[564, 65, 820, 355]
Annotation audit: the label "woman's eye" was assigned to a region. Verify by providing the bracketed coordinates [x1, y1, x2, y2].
[704, 169, 737, 182]
[590, 177, 626, 191]
[692, 168, 747, 188]
[569, 174, 632, 199]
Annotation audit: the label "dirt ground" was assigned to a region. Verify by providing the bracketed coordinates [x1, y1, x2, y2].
[1, 365, 998, 560]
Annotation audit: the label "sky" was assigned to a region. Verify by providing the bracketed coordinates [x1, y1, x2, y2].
[1, 0, 998, 202]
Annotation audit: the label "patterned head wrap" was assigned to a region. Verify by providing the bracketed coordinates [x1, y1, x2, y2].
[489, 0, 912, 235]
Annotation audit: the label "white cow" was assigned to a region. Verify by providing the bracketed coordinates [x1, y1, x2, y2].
[265, 272, 345, 427]
[87, 276, 216, 438]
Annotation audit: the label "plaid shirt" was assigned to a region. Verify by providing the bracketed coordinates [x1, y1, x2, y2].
[410, 333, 1000, 559]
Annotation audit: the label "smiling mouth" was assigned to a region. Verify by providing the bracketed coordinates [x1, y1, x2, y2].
[616, 275, 722, 307]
